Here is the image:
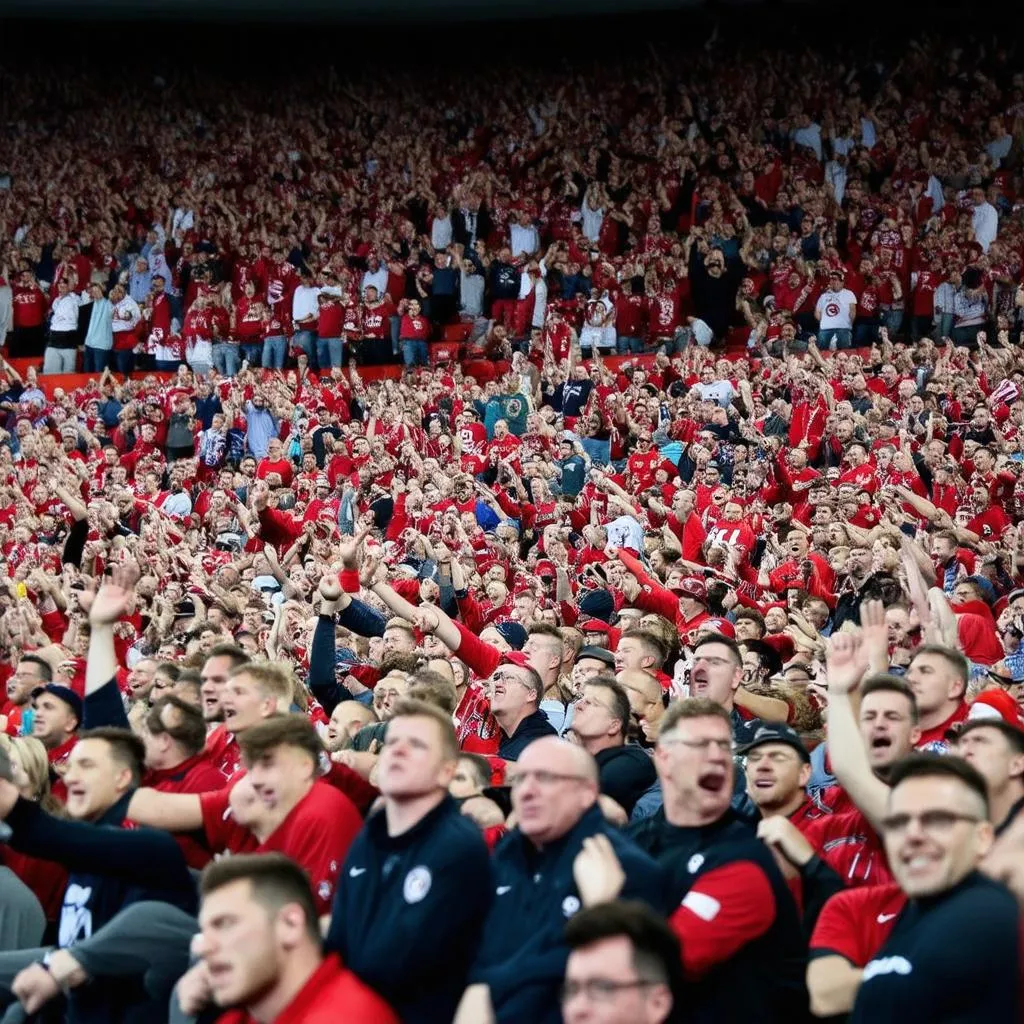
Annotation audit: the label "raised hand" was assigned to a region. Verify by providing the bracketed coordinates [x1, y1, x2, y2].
[318, 572, 342, 603]
[82, 565, 137, 627]
[859, 599, 889, 674]
[337, 526, 371, 569]
[572, 834, 626, 907]
[825, 630, 869, 696]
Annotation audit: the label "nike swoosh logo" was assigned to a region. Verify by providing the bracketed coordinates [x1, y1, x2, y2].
[349, 867, 367, 877]
[496, 885, 512, 895]
[877, 912, 897, 923]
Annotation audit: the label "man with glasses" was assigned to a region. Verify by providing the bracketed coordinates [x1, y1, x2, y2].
[570, 675, 656, 816]
[850, 756, 1020, 1023]
[628, 698, 807, 1022]
[488, 654, 558, 760]
[561, 901, 683, 1024]
[456, 736, 663, 1024]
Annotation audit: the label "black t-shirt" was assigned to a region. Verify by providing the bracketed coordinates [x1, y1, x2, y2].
[851, 872, 1021, 1023]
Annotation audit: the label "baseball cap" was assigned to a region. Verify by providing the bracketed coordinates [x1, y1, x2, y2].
[579, 618, 613, 636]
[31, 684, 83, 725]
[500, 651, 531, 668]
[575, 646, 615, 669]
[737, 722, 810, 763]
[701, 618, 736, 640]
[671, 577, 707, 604]
[494, 621, 528, 651]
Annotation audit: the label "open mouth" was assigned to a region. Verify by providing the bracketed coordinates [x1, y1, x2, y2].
[870, 735, 892, 751]
[753, 777, 776, 789]
[697, 771, 727, 793]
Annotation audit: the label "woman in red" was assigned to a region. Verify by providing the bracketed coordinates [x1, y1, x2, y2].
[399, 299, 431, 369]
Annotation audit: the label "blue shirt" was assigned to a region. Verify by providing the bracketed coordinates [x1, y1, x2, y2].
[244, 400, 278, 458]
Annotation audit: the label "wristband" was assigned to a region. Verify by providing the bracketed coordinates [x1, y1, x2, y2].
[339, 568, 361, 593]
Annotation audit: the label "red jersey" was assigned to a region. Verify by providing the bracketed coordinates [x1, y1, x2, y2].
[12, 284, 47, 328]
[800, 808, 893, 888]
[809, 882, 906, 965]
[200, 779, 362, 915]
[213, 954, 398, 1024]
[361, 300, 394, 339]
[204, 724, 242, 781]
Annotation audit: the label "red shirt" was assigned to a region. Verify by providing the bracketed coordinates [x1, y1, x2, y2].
[204, 724, 242, 781]
[214, 953, 398, 1024]
[809, 883, 906, 965]
[800, 808, 893, 888]
[200, 779, 362, 914]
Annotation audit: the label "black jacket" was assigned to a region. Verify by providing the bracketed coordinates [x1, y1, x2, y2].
[628, 808, 808, 1023]
[499, 709, 558, 760]
[326, 794, 492, 1024]
[473, 804, 667, 1024]
[595, 744, 658, 815]
[5, 793, 197, 1024]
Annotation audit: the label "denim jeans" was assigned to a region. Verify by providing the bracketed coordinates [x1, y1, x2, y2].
[112, 349, 135, 375]
[262, 335, 287, 370]
[83, 346, 111, 373]
[882, 308, 904, 337]
[401, 339, 429, 367]
[580, 437, 611, 466]
[240, 342, 262, 366]
[389, 315, 401, 356]
[212, 343, 241, 377]
[616, 335, 643, 354]
[42, 347, 78, 374]
[316, 336, 344, 368]
[818, 327, 852, 350]
[292, 329, 317, 368]
[154, 359, 180, 373]
[936, 313, 954, 343]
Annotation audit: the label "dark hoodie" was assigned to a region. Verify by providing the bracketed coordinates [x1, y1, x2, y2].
[594, 744, 657, 815]
[498, 709, 557, 760]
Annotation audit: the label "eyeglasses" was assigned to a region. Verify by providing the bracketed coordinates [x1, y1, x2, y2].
[879, 810, 983, 836]
[507, 769, 591, 789]
[660, 737, 735, 754]
[490, 671, 531, 687]
[561, 978, 658, 1003]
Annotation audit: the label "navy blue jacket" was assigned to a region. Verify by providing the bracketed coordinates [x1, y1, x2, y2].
[499, 709, 558, 760]
[628, 808, 807, 1023]
[5, 793, 197, 1024]
[326, 794, 492, 1024]
[472, 803, 667, 1024]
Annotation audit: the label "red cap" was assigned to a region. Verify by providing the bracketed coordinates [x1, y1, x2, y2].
[501, 651, 531, 668]
[671, 577, 708, 603]
[535, 560, 557, 578]
[968, 689, 1024, 728]
[579, 618, 612, 635]
[701, 618, 736, 639]
[761, 633, 796, 661]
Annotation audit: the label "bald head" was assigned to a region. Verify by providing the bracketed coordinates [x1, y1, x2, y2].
[511, 737, 600, 846]
[521, 736, 600, 785]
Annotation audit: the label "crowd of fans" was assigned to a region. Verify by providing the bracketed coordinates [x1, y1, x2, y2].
[0, 23, 1022, 1024]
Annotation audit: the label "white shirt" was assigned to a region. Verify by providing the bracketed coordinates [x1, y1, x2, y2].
[509, 222, 539, 258]
[816, 288, 857, 329]
[693, 380, 736, 408]
[581, 203, 604, 243]
[792, 122, 822, 161]
[50, 293, 82, 332]
[431, 215, 453, 250]
[605, 515, 644, 552]
[161, 491, 193, 518]
[171, 207, 194, 240]
[112, 295, 141, 333]
[361, 266, 389, 298]
[532, 274, 548, 329]
[291, 284, 321, 326]
[972, 201, 998, 253]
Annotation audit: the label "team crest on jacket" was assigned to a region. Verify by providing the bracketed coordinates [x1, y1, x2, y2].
[562, 895, 581, 918]
[687, 853, 705, 874]
[403, 866, 432, 904]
